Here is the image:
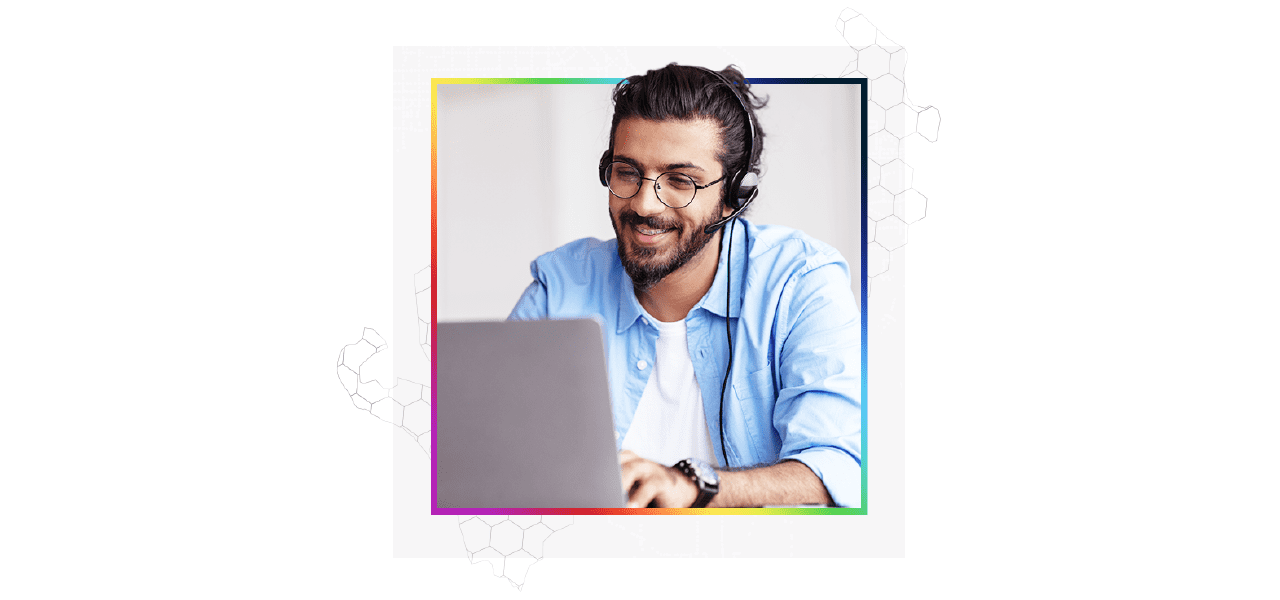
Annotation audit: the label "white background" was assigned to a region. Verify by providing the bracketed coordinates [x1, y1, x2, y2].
[2, 1, 1277, 598]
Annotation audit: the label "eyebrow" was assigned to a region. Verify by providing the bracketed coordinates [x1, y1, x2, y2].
[613, 154, 707, 173]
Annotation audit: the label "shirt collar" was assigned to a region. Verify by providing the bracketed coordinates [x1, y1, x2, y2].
[614, 218, 750, 332]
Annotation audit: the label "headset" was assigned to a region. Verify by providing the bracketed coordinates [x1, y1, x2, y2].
[597, 67, 759, 231]
[598, 65, 760, 467]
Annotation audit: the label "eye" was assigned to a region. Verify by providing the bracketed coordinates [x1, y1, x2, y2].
[612, 164, 641, 182]
[662, 174, 697, 190]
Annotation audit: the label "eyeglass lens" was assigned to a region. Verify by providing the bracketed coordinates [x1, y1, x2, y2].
[607, 163, 698, 208]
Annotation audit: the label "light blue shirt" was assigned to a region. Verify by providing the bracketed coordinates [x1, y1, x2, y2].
[508, 219, 862, 508]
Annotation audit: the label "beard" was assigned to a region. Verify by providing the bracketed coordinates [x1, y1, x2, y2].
[610, 206, 721, 292]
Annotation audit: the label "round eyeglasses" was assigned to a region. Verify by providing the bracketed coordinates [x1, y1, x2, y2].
[604, 161, 726, 209]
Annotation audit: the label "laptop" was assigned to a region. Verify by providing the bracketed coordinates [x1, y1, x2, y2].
[435, 318, 627, 509]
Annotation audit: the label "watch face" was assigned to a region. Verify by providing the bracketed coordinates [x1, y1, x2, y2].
[690, 459, 719, 486]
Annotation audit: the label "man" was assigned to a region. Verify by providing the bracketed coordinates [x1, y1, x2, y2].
[509, 64, 861, 508]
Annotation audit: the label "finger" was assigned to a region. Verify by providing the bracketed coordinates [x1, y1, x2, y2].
[625, 462, 673, 508]
[618, 450, 651, 491]
[627, 478, 662, 509]
[619, 457, 645, 493]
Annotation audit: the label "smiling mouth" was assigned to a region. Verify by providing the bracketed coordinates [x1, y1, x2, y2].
[633, 224, 674, 237]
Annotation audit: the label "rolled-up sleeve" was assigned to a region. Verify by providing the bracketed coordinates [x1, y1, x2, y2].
[772, 260, 862, 508]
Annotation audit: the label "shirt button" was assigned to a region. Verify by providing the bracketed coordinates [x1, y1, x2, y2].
[637, 360, 648, 370]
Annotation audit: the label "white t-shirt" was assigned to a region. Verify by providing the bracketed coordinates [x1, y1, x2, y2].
[619, 317, 719, 467]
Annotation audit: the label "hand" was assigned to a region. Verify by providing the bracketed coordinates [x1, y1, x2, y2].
[619, 450, 698, 508]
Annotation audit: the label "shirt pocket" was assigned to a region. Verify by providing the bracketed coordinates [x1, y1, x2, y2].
[727, 365, 777, 467]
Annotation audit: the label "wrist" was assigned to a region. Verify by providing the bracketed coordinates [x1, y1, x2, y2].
[673, 458, 719, 508]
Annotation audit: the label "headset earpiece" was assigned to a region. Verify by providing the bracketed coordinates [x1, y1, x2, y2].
[697, 67, 759, 211]
[598, 150, 613, 187]
[724, 169, 759, 209]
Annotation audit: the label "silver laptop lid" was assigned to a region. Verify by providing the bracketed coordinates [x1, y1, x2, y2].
[435, 318, 626, 509]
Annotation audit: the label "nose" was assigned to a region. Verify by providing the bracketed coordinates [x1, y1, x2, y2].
[629, 178, 668, 218]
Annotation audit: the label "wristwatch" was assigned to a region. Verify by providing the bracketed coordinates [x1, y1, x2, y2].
[673, 458, 720, 508]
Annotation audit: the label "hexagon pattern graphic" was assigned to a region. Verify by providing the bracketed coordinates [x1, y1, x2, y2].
[414, 264, 431, 359]
[835, 7, 941, 279]
[457, 515, 575, 590]
[336, 328, 432, 458]
[337, 261, 573, 591]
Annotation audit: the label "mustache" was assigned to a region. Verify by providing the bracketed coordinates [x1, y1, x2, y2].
[618, 210, 681, 231]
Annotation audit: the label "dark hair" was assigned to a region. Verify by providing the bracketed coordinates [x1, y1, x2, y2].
[606, 63, 768, 207]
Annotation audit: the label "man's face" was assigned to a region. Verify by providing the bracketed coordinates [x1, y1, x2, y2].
[608, 117, 729, 291]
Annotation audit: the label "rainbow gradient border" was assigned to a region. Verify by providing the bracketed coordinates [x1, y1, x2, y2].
[430, 77, 868, 515]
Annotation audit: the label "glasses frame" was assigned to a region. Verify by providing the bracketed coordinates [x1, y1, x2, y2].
[605, 161, 727, 209]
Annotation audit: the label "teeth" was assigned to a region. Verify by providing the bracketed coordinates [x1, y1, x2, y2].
[636, 226, 669, 236]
